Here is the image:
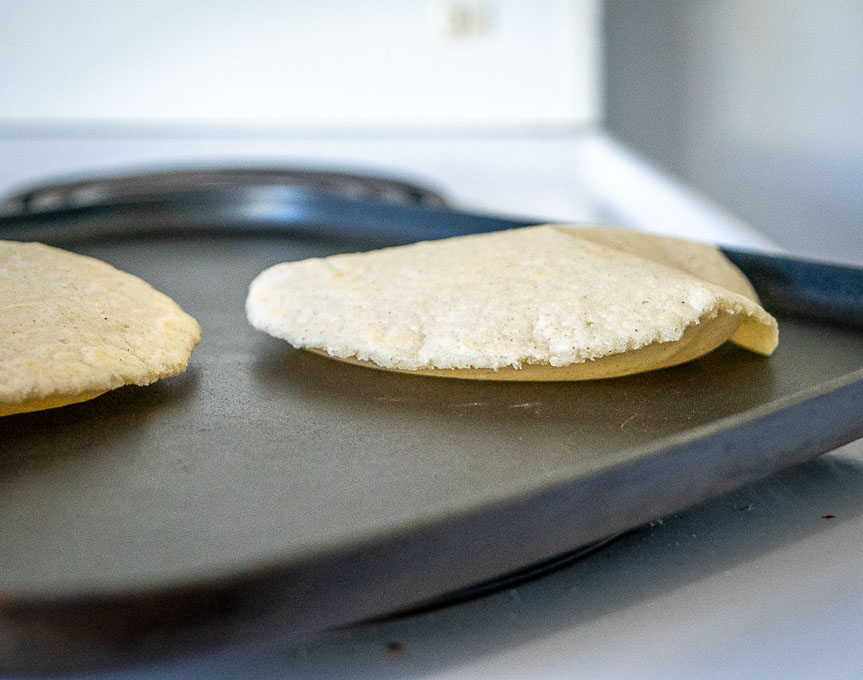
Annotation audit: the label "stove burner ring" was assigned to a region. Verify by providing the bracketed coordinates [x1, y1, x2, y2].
[0, 168, 451, 216]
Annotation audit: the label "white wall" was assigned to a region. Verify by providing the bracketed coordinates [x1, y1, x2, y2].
[0, 0, 598, 129]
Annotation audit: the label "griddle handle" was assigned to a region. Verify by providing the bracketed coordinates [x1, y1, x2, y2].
[722, 248, 863, 328]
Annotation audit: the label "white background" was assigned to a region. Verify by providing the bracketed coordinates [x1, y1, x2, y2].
[0, 0, 599, 128]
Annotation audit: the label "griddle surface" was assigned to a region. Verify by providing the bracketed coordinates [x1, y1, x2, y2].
[1, 229, 862, 673]
[2, 234, 860, 594]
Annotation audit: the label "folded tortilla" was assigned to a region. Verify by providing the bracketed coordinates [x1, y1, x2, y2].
[246, 225, 777, 380]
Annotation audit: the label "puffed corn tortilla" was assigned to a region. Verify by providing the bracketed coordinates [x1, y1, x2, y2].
[246, 225, 777, 380]
[1, 241, 201, 416]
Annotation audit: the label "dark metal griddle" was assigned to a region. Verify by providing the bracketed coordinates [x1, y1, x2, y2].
[1, 171, 862, 674]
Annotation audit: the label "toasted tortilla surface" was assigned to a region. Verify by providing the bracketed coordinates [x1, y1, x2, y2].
[1, 241, 201, 415]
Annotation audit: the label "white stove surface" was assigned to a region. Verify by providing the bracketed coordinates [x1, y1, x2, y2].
[0, 131, 778, 251]
[2, 133, 861, 680]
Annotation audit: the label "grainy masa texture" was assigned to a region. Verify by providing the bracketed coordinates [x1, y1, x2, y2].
[1, 241, 201, 416]
[246, 225, 778, 380]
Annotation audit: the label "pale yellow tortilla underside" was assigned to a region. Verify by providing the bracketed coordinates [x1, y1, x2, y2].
[1, 241, 201, 416]
[246, 225, 778, 381]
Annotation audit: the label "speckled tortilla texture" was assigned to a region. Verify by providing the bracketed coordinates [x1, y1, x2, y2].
[1, 241, 201, 416]
[246, 225, 778, 379]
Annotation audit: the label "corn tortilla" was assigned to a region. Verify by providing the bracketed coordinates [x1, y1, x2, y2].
[246, 225, 777, 380]
[1, 241, 201, 416]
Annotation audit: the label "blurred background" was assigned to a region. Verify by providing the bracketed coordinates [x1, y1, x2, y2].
[0, 0, 861, 259]
[606, 0, 863, 265]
